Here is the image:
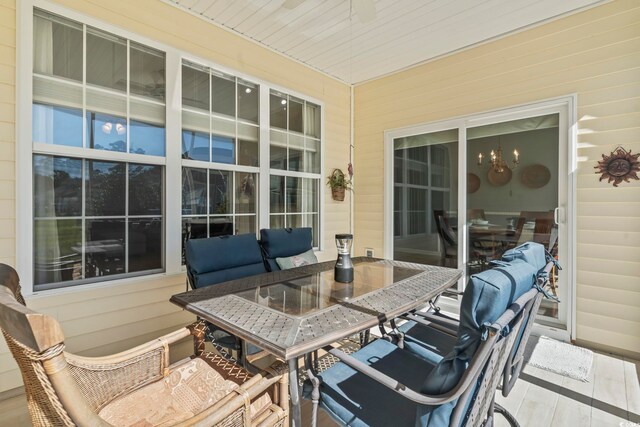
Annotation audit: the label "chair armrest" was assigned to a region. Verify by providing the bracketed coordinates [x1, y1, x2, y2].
[320, 302, 522, 407]
[176, 360, 289, 427]
[322, 331, 499, 406]
[64, 321, 207, 411]
[402, 312, 458, 337]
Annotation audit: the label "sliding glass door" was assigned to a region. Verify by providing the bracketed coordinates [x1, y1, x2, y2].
[392, 129, 458, 269]
[386, 99, 573, 336]
[466, 113, 564, 327]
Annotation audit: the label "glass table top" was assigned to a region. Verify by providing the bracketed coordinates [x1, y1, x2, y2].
[232, 261, 423, 317]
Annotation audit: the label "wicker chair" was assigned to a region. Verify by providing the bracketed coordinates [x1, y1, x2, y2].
[0, 264, 288, 427]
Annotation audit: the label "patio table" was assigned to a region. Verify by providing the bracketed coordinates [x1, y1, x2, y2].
[170, 257, 462, 427]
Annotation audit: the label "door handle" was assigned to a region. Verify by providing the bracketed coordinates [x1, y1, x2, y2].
[554, 207, 560, 225]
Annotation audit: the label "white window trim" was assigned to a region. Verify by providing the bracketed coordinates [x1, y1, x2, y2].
[17, 0, 325, 296]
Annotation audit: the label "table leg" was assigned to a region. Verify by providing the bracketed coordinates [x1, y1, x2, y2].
[288, 357, 302, 427]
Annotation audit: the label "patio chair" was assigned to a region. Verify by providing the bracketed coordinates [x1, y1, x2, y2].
[185, 233, 268, 359]
[395, 242, 556, 410]
[303, 258, 539, 426]
[0, 264, 288, 427]
[259, 227, 315, 272]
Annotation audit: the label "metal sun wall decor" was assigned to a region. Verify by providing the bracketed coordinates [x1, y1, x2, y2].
[594, 146, 640, 187]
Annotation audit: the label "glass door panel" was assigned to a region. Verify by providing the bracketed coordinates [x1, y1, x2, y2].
[467, 113, 564, 327]
[393, 129, 458, 269]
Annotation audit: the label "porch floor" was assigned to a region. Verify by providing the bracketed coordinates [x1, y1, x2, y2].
[2, 337, 638, 426]
[299, 335, 640, 427]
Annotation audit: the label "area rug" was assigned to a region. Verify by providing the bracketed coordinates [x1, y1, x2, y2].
[527, 335, 593, 382]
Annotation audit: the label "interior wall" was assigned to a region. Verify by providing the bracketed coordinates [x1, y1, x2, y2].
[467, 127, 559, 218]
[354, 0, 640, 355]
[0, 0, 351, 393]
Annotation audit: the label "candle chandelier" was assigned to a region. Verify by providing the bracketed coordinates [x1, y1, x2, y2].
[477, 139, 519, 173]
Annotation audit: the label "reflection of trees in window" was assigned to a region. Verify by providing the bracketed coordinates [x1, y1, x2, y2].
[86, 161, 126, 216]
[181, 168, 207, 215]
[129, 165, 162, 215]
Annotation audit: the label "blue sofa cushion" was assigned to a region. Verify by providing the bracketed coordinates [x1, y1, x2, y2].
[185, 233, 266, 289]
[305, 338, 438, 427]
[259, 228, 313, 271]
[416, 259, 537, 425]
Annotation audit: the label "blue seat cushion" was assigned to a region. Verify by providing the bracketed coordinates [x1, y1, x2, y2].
[304, 338, 438, 427]
[259, 228, 313, 271]
[185, 233, 266, 288]
[398, 320, 457, 365]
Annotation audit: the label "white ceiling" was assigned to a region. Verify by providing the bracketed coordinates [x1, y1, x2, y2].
[166, 0, 604, 85]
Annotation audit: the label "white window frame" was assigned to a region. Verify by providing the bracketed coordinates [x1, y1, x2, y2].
[383, 95, 577, 341]
[16, 0, 325, 295]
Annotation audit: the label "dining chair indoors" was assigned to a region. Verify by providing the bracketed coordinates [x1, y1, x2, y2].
[0, 264, 288, 427]
[433, 210, 457, 268]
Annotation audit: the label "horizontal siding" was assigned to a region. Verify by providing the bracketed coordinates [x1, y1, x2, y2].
[0, 1, 14, 272]
[354, 0, 640, 354]
[0, 0, 351, 394]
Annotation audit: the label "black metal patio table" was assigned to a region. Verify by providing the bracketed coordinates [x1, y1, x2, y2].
[170, 257, 462, 427]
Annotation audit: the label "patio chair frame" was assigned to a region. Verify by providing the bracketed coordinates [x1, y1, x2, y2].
[305, 287, 538, 427]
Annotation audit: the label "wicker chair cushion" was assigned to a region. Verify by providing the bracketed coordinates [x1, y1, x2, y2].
[98, 357, 271, 426]
[259, 227, 313, 271]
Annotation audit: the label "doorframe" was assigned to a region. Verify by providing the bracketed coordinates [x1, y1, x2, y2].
[383, 95, 577, 341]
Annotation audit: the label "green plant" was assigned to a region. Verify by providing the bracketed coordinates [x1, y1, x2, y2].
[326, 168, 352, 190]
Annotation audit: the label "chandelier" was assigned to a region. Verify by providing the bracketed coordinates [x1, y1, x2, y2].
[477, 142, 519, 173]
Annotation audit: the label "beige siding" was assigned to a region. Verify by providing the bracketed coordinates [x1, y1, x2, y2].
[354, 0, 640, 355]
[0, 0, 351, 393]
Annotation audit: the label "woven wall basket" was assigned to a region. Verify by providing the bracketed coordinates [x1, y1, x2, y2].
[332, 187, 345, 201]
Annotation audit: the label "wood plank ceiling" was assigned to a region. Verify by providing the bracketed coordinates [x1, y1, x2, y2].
[165, 0, 605, 84]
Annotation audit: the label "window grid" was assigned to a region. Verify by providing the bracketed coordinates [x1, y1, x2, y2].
[32, 9, 166, 289]
[28, 7, 324, 290]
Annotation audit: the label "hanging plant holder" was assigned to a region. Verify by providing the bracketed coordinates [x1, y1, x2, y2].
[327, 168, 352, 202]
[332, 186, 345, 201]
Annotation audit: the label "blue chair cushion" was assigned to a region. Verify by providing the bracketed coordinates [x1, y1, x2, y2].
[416, 259, 538, 426]
[397, 321, 457, 366]
[501, 242, 548, 273]
[259, 228, 313, 271]
[304, 338, 438, 427]
[185, 233, 266, 289]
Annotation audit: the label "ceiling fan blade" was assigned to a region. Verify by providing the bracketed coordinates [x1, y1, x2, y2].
[352, 0, 376, 23]
[282, 0, 305, 9]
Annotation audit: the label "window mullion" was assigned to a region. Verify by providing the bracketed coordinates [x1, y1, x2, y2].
[164, 49, 183, 274]
[258, 84, 270, 231]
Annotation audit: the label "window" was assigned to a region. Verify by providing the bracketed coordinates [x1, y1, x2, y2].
[26, 7, 324, 290]
[181, 61, 260, 262]
[269, 90, 321, 246]
[32, 9, 166, 289]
